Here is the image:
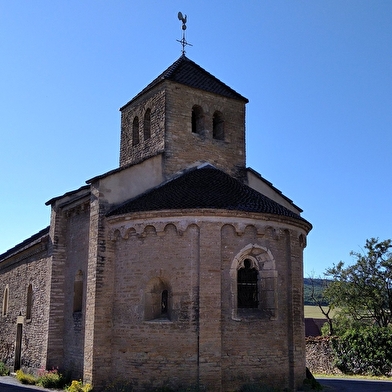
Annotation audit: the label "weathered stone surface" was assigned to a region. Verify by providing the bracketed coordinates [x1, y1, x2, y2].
[0, 56, 311, 392]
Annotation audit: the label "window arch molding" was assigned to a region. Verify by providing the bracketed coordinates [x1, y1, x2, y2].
[230, 244, 277, 320]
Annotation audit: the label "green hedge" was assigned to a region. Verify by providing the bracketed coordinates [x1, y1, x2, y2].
[332, 326, 392, 375]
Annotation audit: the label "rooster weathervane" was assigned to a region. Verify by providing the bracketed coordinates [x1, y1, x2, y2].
[177, 12, 192, 55]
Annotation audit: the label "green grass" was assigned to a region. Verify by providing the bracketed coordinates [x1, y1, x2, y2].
[304, 305, 331, 319]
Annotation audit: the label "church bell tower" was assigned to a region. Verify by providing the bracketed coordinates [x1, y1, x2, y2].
[119, 55, 249, 181]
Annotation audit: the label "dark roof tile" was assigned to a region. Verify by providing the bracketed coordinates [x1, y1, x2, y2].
[107, 165, 308, 224]
[120, 56, 248, 110]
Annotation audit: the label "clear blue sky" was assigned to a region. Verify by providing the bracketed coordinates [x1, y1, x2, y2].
[1, 1, 391, 277]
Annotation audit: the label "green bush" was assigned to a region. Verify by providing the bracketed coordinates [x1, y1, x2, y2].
[15, 369, 37, 385]
[332, 326, 392, 375]
[37, 368, 65, 388]
[66, 380, 93, 392]
[0, 361, 10, 376]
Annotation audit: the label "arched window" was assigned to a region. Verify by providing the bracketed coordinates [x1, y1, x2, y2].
[191, 105, 204, 135]
[132, 116, 140, 146]
[213, 111, 224, 140]
[237, 259, 259, 308]
[73, 270, 83, 313]
[143, 109, 151, 140]
[230, 243, 278, 320]
[145, 278, 170, 321]
[26, 284, 33, 321]
[2, 286, 9, 317]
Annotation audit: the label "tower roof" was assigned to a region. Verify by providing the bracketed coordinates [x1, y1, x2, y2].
[120, 55, 248, 110]
[107, 165, 310, 226]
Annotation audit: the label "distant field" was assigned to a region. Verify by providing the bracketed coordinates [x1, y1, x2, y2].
[304, 305, 331, 319]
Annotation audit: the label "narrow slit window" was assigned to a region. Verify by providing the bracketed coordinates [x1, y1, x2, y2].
[143, 109, 151, 140]
[26, 284, 33, 320]
[73, 270, 83, 313]
[2, 286, 9, 316]
[161, 290, 168, 314]
[132, 116, 140, 145]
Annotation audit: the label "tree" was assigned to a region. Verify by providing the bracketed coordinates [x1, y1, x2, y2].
[307, 275, 334, 335]
[325, 238, 392, 328]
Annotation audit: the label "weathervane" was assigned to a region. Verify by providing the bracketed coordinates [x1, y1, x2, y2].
[177, 12, 192, 55]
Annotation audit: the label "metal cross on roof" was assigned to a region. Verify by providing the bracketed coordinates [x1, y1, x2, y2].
[177, 12, 193, 55]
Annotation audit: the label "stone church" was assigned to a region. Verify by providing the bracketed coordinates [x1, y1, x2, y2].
[0, 55, 312, 391]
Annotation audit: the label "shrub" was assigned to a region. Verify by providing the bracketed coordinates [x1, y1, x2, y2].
[332, 326, 392, 375]
[37, 367, 65, 388]
[0, 361, 10, 376]
[66, 380, 93, 392]
[15, 369, 37, 385]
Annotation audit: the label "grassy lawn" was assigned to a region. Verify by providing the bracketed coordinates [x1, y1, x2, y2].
[304, 305, 331, 318]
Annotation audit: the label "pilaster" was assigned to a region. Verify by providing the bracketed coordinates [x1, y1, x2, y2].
[198, 223, 222, 390]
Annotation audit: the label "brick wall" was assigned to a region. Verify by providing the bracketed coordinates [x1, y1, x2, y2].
[119, 82, 246, 182]
[46, 199, 90, 378]
[0, 241, 51, 372]
[119, 87, 166, 168]
[62, 203, 90, 379]
[164, 82, 246, 181]
[104, 211, 310, 391]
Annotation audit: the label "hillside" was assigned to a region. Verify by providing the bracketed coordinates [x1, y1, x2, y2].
[303, 278, 329, 306]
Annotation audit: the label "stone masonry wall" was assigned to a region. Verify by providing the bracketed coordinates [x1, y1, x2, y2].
[83, 184, 114, 387]
[164, 82, 246, 181]
[62, 203, 90, 379]
[105, 212, 309, 391]
[220, 223, 306, 391]
[119, 82, 247, 182]
[0, 245, 51, 372]
[306, 337, 341, 375]
[119, 87, 166, 168]
[109, 222, 200, 390]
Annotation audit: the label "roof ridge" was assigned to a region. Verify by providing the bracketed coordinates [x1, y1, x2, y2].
[106, 166, 311, 228]
[120, 56, 248, 111]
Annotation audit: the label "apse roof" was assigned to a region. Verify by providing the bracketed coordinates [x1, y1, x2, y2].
[107, 165, 308, 224]
[120, 55, 248, 110]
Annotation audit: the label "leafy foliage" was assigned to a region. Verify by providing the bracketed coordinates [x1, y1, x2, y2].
[0, 361, 10, 376]
[332, 326, 392, 375]
[66, 380, 93, 392]
[37, 367, 65, 388]
[304, 278, 329, 306]
[15, 369, 37, 385]
[325, 238, 392, 328]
